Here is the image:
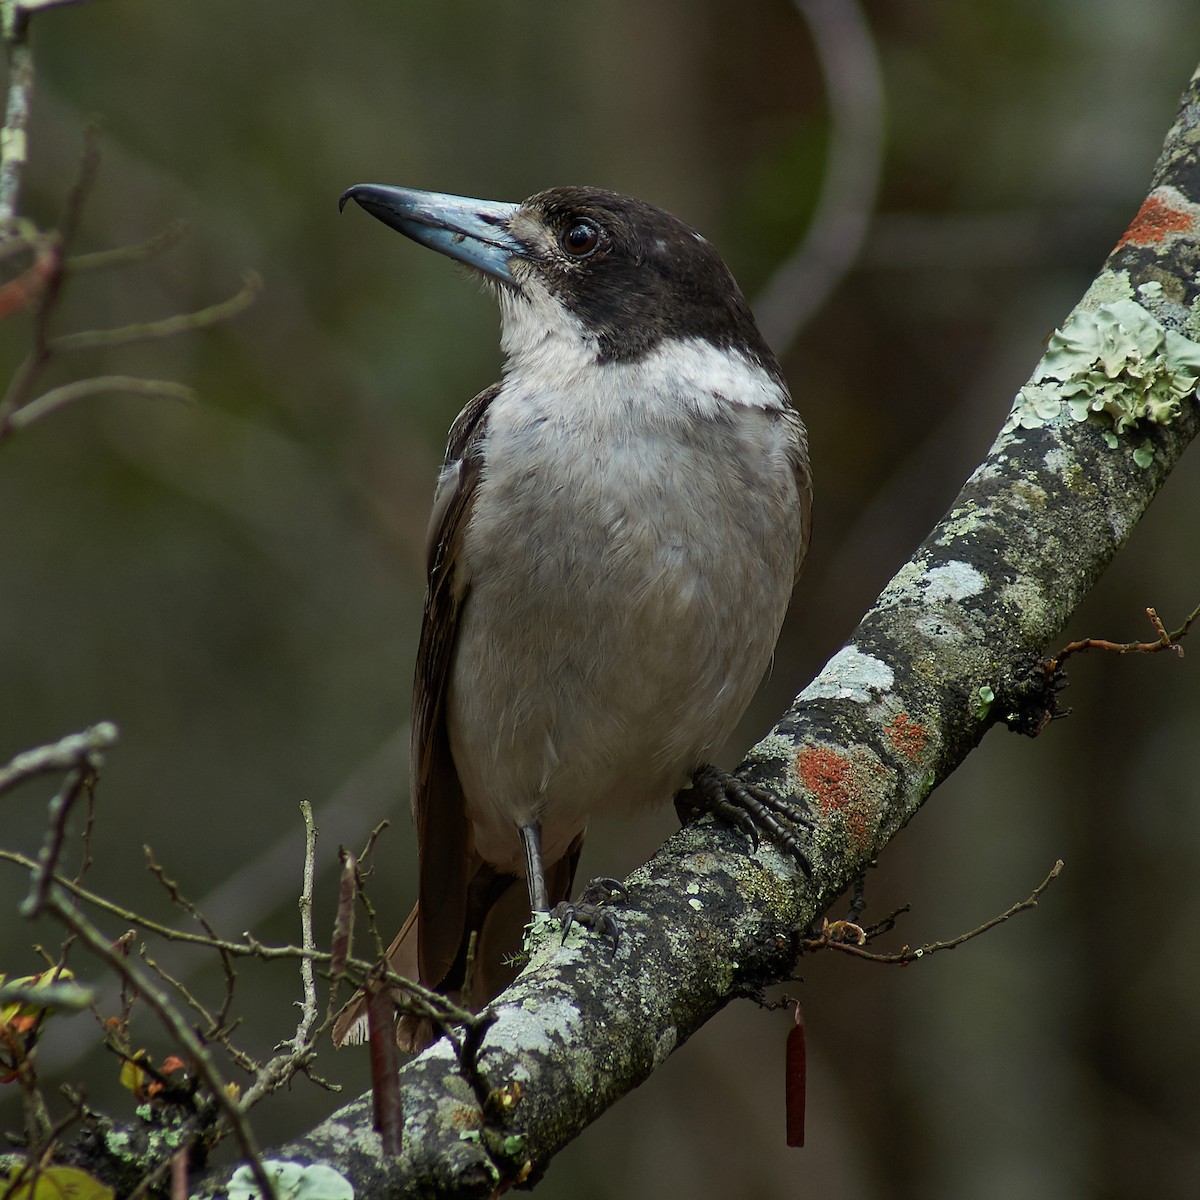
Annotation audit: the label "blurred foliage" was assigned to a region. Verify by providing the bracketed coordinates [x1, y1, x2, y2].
[2, 1, 1200, 1197]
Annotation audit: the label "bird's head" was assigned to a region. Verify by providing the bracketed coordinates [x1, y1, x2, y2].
[340, 183, 780, 381]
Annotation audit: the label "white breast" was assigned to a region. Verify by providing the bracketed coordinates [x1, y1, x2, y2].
[446, 328, 805, 872]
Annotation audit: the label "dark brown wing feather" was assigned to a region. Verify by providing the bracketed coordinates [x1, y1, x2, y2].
[411, 384, 499, 988]
[780, 404, 813, 581]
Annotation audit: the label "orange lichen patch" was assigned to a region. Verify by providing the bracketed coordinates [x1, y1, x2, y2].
[1115, 194, 1195, 250]
[795, 745, 883, 851]
[450, 1103, 483, 1130]
[885, 712, 929, 763]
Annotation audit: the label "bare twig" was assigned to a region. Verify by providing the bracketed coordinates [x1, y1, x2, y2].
[69, 218, 188, 272]
[47, 269, 262, 353]
[0, 722, 118, 797]
[3, 374, 195, 435]
[144, 846, 236, 1029]
[0, 123, 98, 420]
[239, 802, 322, 1112]
[72, 775, 97, 888]
[55, 117, 100, 248]
[21, 769, 93, 919]
[295, 801, 319, 1042]
[803, 861, 1065, 963]
[1, 843, 487, 1027]
[1048, 603, 1200, 673]
[35, 888, 278, 1200]
[137, 948, 257, 1075]
[16, 1, 97, 15]
[0, 107, 256, 439]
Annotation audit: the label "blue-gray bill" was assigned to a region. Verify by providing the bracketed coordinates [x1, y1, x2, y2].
[339, 184, 522, 285]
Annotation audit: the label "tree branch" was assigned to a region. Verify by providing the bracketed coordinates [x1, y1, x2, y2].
[192, 55, 1200, 1200]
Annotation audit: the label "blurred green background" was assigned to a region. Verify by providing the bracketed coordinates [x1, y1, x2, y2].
[3, 2, 1200, 1196]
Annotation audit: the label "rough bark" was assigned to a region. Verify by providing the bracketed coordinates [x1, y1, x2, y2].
[204, 64, 1200, 1200]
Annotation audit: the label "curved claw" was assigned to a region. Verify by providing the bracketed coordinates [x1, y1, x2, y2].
[552, 897, 621, 957]
[681, 765, 813, 876]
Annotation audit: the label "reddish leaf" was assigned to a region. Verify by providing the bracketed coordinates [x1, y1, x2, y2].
[330, 849, 357, 979]
[0, 245, 57, 320]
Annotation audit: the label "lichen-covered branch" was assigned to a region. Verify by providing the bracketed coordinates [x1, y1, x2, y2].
[0, 1, 35, 229]
[190, 60, 1200, 1200]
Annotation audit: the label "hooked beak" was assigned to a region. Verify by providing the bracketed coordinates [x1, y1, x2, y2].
[339, 184, 523, 286]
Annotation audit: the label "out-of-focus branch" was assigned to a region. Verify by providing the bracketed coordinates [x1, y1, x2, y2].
[0, 16, 258, 438]
[0, 0, 35, 229]
[754, 0, 885, 352]
[0, 722, 118, 797]
[47, 269, 262, 353]
[68, 218, 188, 271]
[2, 375, 196, 434]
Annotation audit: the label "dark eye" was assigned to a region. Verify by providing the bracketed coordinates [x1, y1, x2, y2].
[561, 220, 601, 258]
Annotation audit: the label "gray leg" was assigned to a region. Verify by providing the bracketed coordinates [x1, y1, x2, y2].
[519, 821, 549, 911]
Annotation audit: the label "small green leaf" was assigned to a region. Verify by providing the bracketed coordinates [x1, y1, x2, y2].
[5, 1166, 114, 1200]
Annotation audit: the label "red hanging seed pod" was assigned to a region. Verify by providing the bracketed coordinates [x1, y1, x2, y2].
[367, 978, 404, 1156]
[785, 1002, 806, 1148]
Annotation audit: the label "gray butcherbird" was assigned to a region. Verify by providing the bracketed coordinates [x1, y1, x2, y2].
[334, 184, 811, 1050]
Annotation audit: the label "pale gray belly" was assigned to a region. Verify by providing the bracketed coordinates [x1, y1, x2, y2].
[446, 404, 802, 872]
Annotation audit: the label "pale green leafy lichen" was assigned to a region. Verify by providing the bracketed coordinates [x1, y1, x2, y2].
[972, 686, 995, 721]
[227, 1161, 354, 1200]
[1003, 300, 1200, 466]
[1187, 291, 1200, 343]
[1078, 268, 1134, 311]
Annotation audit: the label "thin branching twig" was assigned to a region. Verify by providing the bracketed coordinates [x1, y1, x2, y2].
[1048, 603, 1200, 673]
[69, 218, 188, 272]
[754, 0, 884, 352]
[48, 270, 261, 353]
[4, 375, 195, 432]
[803, 861, 1064, 963]
[240, 801, 325, 1111]
[35, 888, 278, 1200]
[0, 723, 118, 797]
[144, 846, 237, 1030]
